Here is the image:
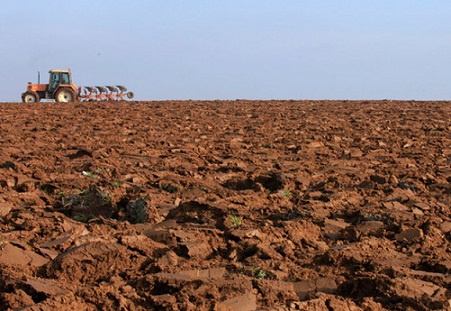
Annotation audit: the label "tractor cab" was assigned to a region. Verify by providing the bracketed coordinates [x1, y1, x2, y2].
[48, 69, 72, 93]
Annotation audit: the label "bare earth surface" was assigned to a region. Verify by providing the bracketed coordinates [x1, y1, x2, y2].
[0, 100, 450, 311]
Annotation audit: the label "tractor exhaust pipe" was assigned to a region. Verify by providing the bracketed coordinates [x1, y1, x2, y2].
[38, 71, 40, 84]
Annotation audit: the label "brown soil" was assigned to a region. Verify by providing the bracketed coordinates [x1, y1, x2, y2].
[0, 100, 450, 311]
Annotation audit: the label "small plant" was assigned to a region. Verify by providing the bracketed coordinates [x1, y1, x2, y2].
[112, 181, 121, 188]
[397, 180, 415, 192]
[252, 267, 266, 279]
[60, 185, 113, 222]
[159, 183, 179, 194]
[281, 207, 310, 220]
[280, 189, 291, 199]
[102, 194, 112, 205]
[362, 213, 393, 225]
[125, 197, 149, 224]
[362, 214, 381, 222]
[82, 171, 98, 179]
[227, 213, 242, 228]
[263, 143, 275, 149]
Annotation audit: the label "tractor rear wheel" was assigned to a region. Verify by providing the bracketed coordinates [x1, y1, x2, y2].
[22, 91, 40, 103]
[55, 88, 76, 103]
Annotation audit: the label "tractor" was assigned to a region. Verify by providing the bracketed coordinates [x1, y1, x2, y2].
[22, 69, 78, 103]
[22, 69, 134, 103]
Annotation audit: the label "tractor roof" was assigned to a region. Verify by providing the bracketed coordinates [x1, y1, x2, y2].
[49, 69, 71, 73]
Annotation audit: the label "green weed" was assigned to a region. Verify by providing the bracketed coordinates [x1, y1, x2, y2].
[252, 267, 266, 279]
[159, 183, 179, 193]
[82, 171, 98, 179]
[280, 189, 291, 198]
[227, 213, 242, 228]
[125, 197, 149, 224]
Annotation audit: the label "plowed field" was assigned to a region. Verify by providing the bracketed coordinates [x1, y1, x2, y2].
[0, 100, 450, 310]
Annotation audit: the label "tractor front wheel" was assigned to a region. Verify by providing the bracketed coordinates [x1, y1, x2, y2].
[22, 91, 40, 103]
[55, 88, 76, 103]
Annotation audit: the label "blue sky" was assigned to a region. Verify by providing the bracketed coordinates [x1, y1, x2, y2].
[1, 1, 450, 101]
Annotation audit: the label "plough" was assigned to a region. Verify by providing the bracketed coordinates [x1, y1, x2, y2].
[77, 85, 134, 101]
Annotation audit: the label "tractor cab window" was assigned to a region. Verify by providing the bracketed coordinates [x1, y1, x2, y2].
[61, 73, 70, 84]
[49, 73, 60, 91]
